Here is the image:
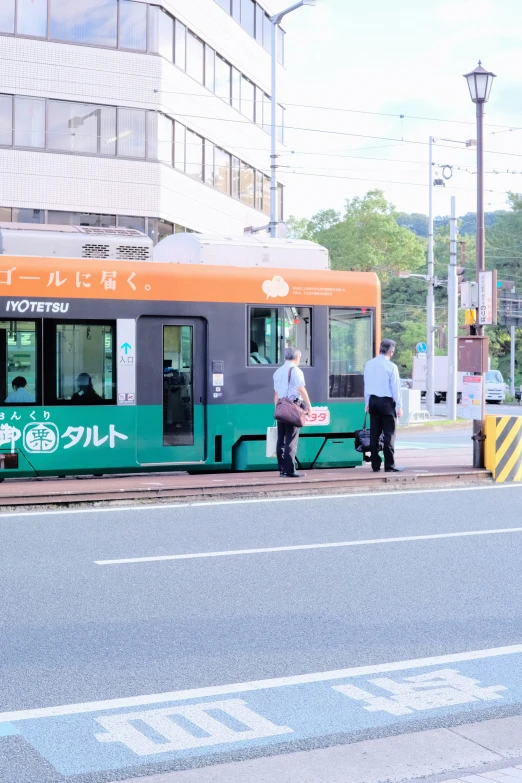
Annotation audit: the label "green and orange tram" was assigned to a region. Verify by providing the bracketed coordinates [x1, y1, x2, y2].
[0, 233, 380, 480]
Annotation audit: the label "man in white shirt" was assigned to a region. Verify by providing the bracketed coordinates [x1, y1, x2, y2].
[363, 339, 403, 473]
[273, 347, 312, 478]
[5, 376, 35, 404]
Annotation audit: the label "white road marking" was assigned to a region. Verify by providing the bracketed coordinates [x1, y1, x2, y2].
[95, 526, 522, 566]
[0, 483, 521, 519]
[1, 643, 522, 723]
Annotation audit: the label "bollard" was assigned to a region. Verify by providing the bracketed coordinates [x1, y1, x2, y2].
[485, 414, 522, 482]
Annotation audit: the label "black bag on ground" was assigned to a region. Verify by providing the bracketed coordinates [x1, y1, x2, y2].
[355, 414, 384, 454]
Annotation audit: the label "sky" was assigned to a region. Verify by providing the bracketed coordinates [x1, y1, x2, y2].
[280, 0, 522, 221]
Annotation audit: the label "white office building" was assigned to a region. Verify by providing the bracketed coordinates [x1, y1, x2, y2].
[0, 0, 285, 242]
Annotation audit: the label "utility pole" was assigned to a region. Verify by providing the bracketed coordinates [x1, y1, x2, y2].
[511, 324, 516, 398]
[270, 1, 316, 238]
[447, 196, 458, 420]
[426, 136, 435, 417]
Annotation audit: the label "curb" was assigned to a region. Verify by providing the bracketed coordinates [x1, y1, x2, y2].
[118, 713, 522, 783]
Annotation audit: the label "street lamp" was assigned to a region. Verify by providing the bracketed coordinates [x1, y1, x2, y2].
[269, 0, 316, 238]
[463, 61, 496, 468]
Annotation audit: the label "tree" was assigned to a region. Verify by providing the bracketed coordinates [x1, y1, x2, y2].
[291, 190, 426, 280]
[396, 212, 428, 237]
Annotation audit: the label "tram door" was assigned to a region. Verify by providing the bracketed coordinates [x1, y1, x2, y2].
[137, 318, 206, 465]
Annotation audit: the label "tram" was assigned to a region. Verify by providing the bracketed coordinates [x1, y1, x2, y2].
[0, 228, 380, 480]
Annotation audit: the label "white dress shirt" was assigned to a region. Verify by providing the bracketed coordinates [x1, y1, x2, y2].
[363, 354, 402, 406]
[273, 361, 305, 400]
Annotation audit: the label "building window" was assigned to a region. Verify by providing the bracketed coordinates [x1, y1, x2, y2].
[241, 76, 255, 122]
[148, 218, 174, 244]
[240, 162, 255, 207]
[263, 176, 270, 216]
[175, 19, 186, 69]
[48, 211, 116, 226]
[14, 97, 45, 148]
[0, 320, 39, 405]
[215, 0, 231, 10]
[17, 0, 47, 37]
[241, 0, 255, 35]
[232, 156, 240, 199]
[186, 31, 204, 84]
[118, 215, 146, 232]
[329, 309, 373, 398]
[13, 208, 44, 223]
[204, 45, 216, 92]
[255, 170, 263, 211]
[263, 13, 271, 52]
[215, 56, 231, 102]
[157, 112, 173, 164]
[0, 1, 14, 34]
[214, 147, 231, 195]
[48, 101, 116, 155]
[186, 129, 203, 181]
[158, 8, 174, 60]
[204, 141, 214, 187]
[50, 0, 118, 48]
[255, 3, 264, 44]
[118, 0, 147, 51]
[232, 68, 241, 111]
[0, 95, 13, 146]
[117, 108, 146, 158]
[174, 121, 186, 171]
[55, 323, 115, 404]
[231, 0, 241, 22]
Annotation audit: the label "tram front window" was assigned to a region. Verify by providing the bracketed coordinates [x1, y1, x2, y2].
[163, 325, 194, 446]
[0, 320, 38, 405]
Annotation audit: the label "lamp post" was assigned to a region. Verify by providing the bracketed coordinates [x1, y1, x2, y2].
[463, 62, 496, 468]
[270, 0, 316, 238]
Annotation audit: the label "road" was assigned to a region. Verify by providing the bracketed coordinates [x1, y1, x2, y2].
[1, 485, 522, 782]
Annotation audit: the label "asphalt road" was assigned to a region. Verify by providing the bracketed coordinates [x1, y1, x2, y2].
[1, 486, 522, 781]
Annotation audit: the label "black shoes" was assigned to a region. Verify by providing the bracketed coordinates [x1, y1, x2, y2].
[280, 472, 305, 478]
[385, 466, 405, 472]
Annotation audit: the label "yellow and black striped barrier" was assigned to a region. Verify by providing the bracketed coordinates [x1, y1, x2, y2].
[485, 415, 522, 482]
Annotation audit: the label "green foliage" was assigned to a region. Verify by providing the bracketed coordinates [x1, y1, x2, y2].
[288, 190, 426, 281]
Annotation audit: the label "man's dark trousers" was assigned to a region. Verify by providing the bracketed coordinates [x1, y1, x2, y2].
[277, 421, 299, 475]
[368, 394, 396, 471]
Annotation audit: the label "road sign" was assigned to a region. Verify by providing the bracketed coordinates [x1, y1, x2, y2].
[460, 281, 478, 309]
[478, 270, 497, 325]
[416, 342, 427, 353]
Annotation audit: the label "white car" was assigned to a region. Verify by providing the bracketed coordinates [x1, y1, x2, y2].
[485, 370, 506, 404]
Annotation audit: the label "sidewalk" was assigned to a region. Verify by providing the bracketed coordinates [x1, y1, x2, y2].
[119, 713, 522, 783]
[0, 446, 488, 507]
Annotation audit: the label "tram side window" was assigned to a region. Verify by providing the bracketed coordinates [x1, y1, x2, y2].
[283, 307, 311, 366]
[55, 323, 115, 404]
[249, 306, 312, 366]
[329, 309, 373, 398]
[249, 307, 280, 365]
[0, 320, 39, 405]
